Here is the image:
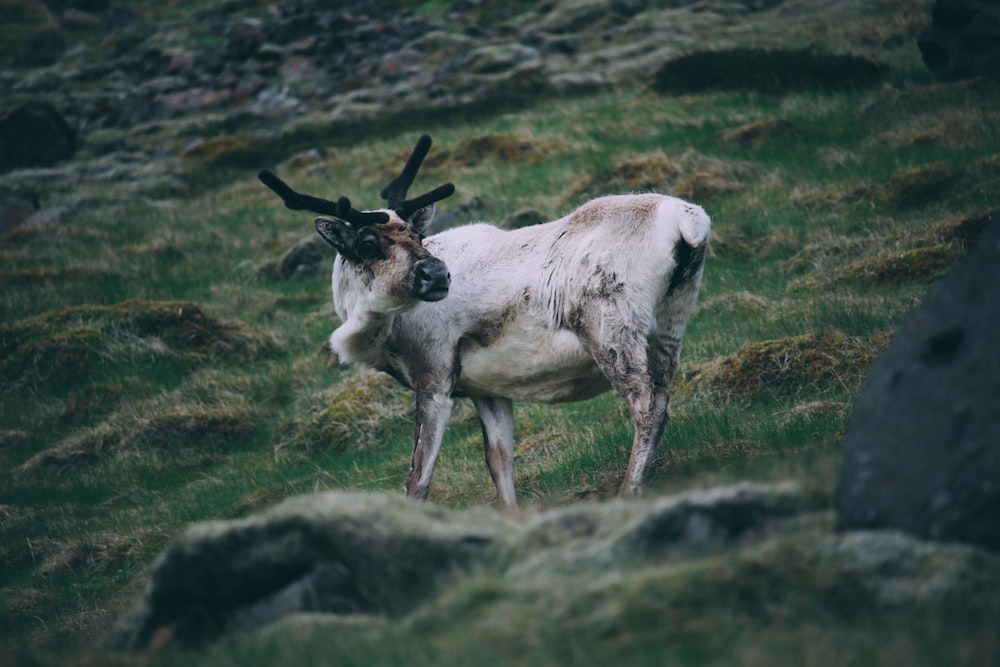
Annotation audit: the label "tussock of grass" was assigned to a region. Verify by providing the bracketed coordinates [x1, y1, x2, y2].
[17, 399, 259, 475]
[31, 529, 166, 578]
[881, 162, 965, 208]
[682, 331, 884, 406]
[377, 133, 567, 181]
[788, 208, 995, 290]
[0, 299, 279, 394]
[566, 149, 747, 202]
[179, 135, 266, 165]
[724, 119, 798, 148]
[698, 291, 776, 316]
[278, 370, 414, 456]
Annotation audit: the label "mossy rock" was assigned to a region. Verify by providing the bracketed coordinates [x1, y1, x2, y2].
[652, 48, 888, 94]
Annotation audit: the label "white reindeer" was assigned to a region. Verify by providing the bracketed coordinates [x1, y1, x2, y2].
[259, 135, 710, 510]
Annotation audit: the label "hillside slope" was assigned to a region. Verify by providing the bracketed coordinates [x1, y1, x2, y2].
[1, 0, 999, 664]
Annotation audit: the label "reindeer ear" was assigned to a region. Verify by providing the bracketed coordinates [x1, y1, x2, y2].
[314, 216, 358, 257]
[406, 203, 436, 237]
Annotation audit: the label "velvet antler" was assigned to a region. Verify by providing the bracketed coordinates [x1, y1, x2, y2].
[257, 169, 389, 227]
[380, 134, 456, 220]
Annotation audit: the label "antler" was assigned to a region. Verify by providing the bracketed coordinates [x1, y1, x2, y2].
[380, 134, 456, 220]
[257, 169, 389, 227]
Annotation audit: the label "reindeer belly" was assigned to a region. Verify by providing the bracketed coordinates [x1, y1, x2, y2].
[456, 328, 610, 403]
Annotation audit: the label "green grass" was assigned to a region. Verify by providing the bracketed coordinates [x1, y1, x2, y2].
[2, 0, 1000, 662]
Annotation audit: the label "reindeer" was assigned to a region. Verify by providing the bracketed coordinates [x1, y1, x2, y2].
[259, 135, 710, 510]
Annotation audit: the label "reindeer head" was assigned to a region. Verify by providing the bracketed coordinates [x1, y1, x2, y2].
[258, 135, 455, 303]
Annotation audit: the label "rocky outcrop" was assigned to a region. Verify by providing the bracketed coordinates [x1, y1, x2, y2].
[836, 216, 1000, 550]
[107, 483, 817, 650]
[918, 0, 1000, 80]
[107, 482, 1000, 652]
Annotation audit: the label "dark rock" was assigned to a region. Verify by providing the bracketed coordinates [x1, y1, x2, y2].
[651, 48, 887, 94]
[429, 195, 491, 232]
[918, 0, 1000, 80]
[836, 215, 1000, 551]
[0, 102, 76, 174]
[226, 19, 266, 59]
[13, 31, 67, 68]
[258, 235, 330, 280]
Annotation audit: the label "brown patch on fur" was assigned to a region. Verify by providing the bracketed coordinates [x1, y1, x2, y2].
[464, 289, 528, 347]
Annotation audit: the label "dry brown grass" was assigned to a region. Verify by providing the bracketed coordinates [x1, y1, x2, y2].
[566, 149, 748, 202]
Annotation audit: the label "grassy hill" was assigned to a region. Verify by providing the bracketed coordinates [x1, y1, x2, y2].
[2, 0, 999, 663]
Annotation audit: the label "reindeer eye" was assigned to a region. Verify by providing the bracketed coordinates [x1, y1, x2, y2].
[357, 235, 383, 260]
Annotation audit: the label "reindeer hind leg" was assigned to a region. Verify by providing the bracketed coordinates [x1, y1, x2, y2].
[472, 396, 517, 510]
[573, 301, 661, 497]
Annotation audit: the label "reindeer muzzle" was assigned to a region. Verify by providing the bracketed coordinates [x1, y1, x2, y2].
[412, 256, 450, 302]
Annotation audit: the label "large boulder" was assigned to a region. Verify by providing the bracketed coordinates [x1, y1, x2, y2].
[0, 102, 76, 174]
[918, 0, 1000, 80]
[836, 215, 1000, 550]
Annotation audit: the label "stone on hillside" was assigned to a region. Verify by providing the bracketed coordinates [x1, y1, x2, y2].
[0, 102, 76, 174]
[836, 216, 1000, 551]
[918, 0, 1000, 80]
[652, 48, 887, 94]
[257, 235, 330, 280]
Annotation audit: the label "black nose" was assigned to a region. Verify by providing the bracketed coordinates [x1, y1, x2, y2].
[413, 257, 450, 301]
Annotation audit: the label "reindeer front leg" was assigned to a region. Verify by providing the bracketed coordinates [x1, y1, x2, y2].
[406, 385, 454, 501]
